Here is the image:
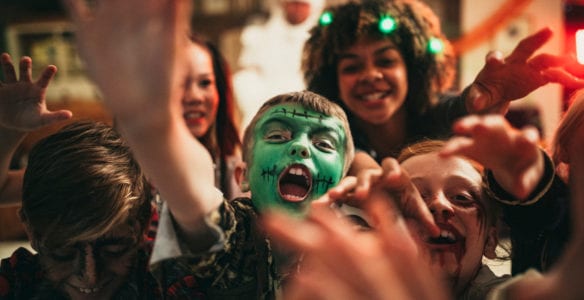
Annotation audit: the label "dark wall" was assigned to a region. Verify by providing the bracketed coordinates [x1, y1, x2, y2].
[0, 0, 65, 80]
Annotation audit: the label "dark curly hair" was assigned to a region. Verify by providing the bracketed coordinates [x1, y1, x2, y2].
[302, 0, 455, 117]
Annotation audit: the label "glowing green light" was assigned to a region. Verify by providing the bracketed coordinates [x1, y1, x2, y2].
[378, 15, 396, 34]
[319, 11, 333, 26]
[428, 37, 444, 54]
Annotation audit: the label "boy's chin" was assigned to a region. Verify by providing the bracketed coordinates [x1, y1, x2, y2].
[258, 201, 310, 217]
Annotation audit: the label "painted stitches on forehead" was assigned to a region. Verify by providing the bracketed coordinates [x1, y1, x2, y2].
[270, 106, 328, 122]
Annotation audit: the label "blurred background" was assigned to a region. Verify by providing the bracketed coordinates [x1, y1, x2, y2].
[0, 0, 583, 269]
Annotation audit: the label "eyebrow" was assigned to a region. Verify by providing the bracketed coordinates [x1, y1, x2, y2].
[262, 117, 341, 140]
[338, 44, 399, 60]
[410, 175, 482, 193]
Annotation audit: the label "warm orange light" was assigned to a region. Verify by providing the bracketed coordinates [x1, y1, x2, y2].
[577, 29, 584, 64]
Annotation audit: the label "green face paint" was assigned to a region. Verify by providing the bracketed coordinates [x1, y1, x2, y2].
[247, 103, 347, 214]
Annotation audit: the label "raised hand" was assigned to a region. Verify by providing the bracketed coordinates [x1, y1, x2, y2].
[321, 157, 439, 236]
[498, 111, 584, 300]
[0, 53, 72, 132]
[62, 0, 191, 124]
[467, 28, 584, 114]
[440, 114, 543, 200]
[62, 0, 221, 236]
[263, 188, 449, 300]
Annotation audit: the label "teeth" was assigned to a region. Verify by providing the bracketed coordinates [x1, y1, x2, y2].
[289, 167, 303, 176]
[440, 230, 456, 241]
[79, 287, 100, 294]
[185, 112, 204, 119]
[282, 194, 305, 201]
[361, 92, 385, 101]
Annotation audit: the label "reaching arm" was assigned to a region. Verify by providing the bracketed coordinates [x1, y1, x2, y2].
[63, 0, 222, 240]
[440, 114, 544, 200]
[0, 53, 71, 206]
[263, 183, 449, 300]
[492, 111, 584, 300]
[321, 156, 439, 236]
[465, 28, 584, 115]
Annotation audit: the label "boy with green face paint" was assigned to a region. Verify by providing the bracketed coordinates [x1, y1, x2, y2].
[63, 0, 353, 297]
[243, 97, 352, 214]
[149, 91, 354, 299]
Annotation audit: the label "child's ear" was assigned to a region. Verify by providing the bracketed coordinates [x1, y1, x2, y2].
[19, 210, 39, 251]
[235, 162, 249, 192]
[483, 226, 499, 259]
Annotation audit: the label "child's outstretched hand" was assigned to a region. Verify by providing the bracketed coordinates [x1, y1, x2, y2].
[263, 184, 449, 300]
[62, 0, 191, 125]
[441, 114, 543, 200]
[0, 53, 72, 132]
[467, 28, 584, 114]
[319, 157, 439, 237]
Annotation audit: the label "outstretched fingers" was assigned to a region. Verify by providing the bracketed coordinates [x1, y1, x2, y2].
[36, 65, 58, 89]
[18, 56, 33, 82]
[542, 69, 584, 90]
[1, 53, 17, 83]
[506, 27, 552, 64]
[39, 110, 73, 126]
[380, 158, 439, 236]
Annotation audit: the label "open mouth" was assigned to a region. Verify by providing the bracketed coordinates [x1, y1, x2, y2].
[427, 229, 458, 245]
[278, 164, 312, 202]
[68, 279, 112, 295]
[423, 223, 466, 265]
[359, 91, 389, 101]
[425, 223, 463, 246]
[184, 111, 205, 121]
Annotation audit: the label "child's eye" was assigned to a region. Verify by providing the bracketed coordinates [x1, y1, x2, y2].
[198, 79, 214, 88]
[376, 58, 396, 68]
[101, 244, 131, 257]
[313, 138, 335, 152]
[265, 130, 291, 142]
[450, 193, 476, 206]
[339, 64, 361, 74]
[48, 248, 78, 262]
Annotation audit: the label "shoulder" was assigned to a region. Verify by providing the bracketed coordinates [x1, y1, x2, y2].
[462, 265, 511, 300]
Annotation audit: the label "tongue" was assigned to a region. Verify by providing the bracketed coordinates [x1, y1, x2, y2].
[280, 183, 307, 202]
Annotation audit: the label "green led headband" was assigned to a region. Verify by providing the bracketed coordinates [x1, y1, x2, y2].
[427, 37, 444, 54]
[378, 14, 397, 34]
[319, 10, 333, 26]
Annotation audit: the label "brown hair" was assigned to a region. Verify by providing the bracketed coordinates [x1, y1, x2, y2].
[552, 88, 584, 166]
[242, 90, 355, 176]
[189, 33, 242, 197]
[20, 121, 152, 249]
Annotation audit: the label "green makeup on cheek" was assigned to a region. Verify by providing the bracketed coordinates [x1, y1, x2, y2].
[247, 104, 346, 214]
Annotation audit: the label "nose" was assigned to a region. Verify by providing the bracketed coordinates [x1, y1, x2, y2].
[78, 244, 98, 286]
[359, 63, 383, 82]
[427, 193, 455, 222]
[182, 80, 204, 106]
[288, 138, 311, 159]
